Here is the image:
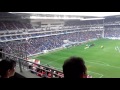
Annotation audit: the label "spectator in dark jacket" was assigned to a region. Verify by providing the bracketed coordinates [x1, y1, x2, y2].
[0, 59, 16, 78]
[63, 56, 87, 78]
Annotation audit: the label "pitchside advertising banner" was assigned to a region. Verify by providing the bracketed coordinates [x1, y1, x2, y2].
[27, 58, 40, 65]
[106, 37, 120, 40]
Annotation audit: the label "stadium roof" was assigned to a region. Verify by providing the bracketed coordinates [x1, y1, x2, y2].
[9, 12, 120, 20]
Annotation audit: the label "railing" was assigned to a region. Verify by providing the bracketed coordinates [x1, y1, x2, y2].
[0, 51, 64, 78]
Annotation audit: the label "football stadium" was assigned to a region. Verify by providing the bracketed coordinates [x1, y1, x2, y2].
[0, 12, 120, 78]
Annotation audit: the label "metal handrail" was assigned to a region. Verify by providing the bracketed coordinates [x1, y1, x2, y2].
[0, 51, 63, 78]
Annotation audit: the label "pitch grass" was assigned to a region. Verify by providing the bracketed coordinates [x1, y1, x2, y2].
[32, 39, 120, 78]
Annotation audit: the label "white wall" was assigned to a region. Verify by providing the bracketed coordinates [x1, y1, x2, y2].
[30, 19, 65, 28]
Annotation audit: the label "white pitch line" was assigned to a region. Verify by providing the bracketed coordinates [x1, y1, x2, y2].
[33, 57, 105, 78]
[40, 56, 120, 69]
[44, 57, 66, 64]
[88, 71, 103, 75]
[86, 61, 120, 69]
[88, 71, 103, 78]
[44, 56, 120, 78]
[99, 75, 104, 78]
[51, 69, 104, 78]
[38, 58, 64, 68]
[32, 54, 120, 78]
[86, 61, 109, 66]
[44, 59, 105, 78]
[46, 56, 110, 67]
[89, 60, 109, 65]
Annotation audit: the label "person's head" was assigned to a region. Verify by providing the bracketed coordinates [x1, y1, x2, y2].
[0, 59, 16, 78]
[63, 56, 87, 78]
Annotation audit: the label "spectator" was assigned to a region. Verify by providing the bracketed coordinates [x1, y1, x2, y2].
[0, 59, 16, 78]
[63, 56, 87, 78]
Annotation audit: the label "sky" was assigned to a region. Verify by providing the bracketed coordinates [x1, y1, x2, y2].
[10, 12, 120, 17]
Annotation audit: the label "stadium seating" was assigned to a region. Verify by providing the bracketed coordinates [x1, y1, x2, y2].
[1, 30, 102, 56]
[1, 16, 120, 78]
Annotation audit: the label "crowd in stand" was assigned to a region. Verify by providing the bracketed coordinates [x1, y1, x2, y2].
[1, 30, 102, 56]
[0, 27, 102, 78]
[104, 25, 120, 37]
[0, 21, 33, 30]
[1, 17, 120, 78]
[0, 17, 120, 31]
[104, 29, 120, 37]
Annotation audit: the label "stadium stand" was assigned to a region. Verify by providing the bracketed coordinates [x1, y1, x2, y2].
[1, 12, 120, 78]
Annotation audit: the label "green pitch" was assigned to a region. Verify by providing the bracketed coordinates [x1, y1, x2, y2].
[32, 39, 120, 78]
